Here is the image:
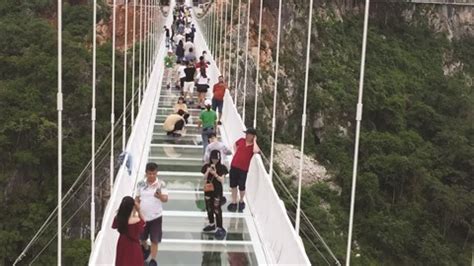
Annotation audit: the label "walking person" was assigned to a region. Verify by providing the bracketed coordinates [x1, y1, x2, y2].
[176, 60, 187, 94]
[212, 75, 227, 125]
[112, 196, 146, 266]
[195, 56, 209, 70]
[227, 128, 260, 212]
[184, 47, 196, 63]
[164, 50, 176, 89]
[198, 99, 217, 151]
[190, 24, 196, 43]
[135, 163, 169, 266]
[163, 26, 170, 48]
[204, 132, 232, 165]
[196, 68, 210, 108]
[201, 150, 228, 240]
[183, 60, 197, 103]
[175, 40, 185, 63]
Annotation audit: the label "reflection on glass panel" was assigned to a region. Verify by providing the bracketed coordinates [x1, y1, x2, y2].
[163, 192, 232, 213]
[158, 247, 257, 266]
[162, 216, 251, 241]
[149, 145, 204, 158]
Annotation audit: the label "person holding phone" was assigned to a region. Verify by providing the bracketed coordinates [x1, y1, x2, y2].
[112, 196, 145, 266]
[201, 150, 228, 240]
[135, 163, 168, 266]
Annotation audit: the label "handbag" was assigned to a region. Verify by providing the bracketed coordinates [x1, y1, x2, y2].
[204, 181, 214, 192]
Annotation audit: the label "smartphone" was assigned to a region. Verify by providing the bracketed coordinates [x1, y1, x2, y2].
[155, 187, 162, 195]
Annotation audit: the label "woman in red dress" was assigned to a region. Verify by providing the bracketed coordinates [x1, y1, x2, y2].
[112, 196, 145, 266]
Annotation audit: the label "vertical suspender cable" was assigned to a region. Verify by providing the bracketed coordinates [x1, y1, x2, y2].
[241, 0, 251, 124]
[227, 0, 234, 88]
[234, 0, 241, 105]
[90, 0, 97, 250]
[138, 0, 143, 107]
[253, 0, 263, 129]
[223, 0, 228, 78]
[131, 0, 137, 125]
[143, 0, 148, 87]
[212, 3, 217, 56]
[57, 0, 63, 263]
[145, 0, 150, 85]
[269, 0, 282, 181]
[295, 0, 313, 235]
[346, 0, 370, 265]
[110, 0, 117, 191]
[122, 0, 129, 151]
[216, 2, 220, 68]
[219, 2, 224, 71]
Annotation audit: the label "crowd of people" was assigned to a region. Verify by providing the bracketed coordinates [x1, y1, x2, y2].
[111, 4, 260, 266]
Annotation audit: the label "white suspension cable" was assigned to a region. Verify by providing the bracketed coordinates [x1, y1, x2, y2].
[57, 0, 63, 263]
[110, 0, 117, 191]
[295, 0, 314, 235]
[269, 0, 282, 181]
[131, 0, 137, 125]
[213, 3, 218, 56]
[122, 0, 129, 151]
[233, 0, 241, 105]
[253, 0, 263, 129]
[218, 1, 224, 70]
[143, 0, 148, 87]
[227, 0, 234, 88]
[346, 0, 370, 265]
[223, 0, 228, 78]
[90, 0, 97, 250]
[241, 0, 251, 124]
[138, 0, 143, 107]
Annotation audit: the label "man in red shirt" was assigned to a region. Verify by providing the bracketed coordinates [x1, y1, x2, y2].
[227, 128, 260, 212]
[212, 75, 226, 125]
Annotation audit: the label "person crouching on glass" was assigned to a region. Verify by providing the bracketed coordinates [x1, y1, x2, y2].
[201, 150, 228, 240]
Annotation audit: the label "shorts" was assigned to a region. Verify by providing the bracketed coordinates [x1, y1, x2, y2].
[183, 81, 195, 93]
[140, 216, 163, 244]
[196, 84, 209, 93]
[229, 167, 248, 191]
[212, 98, 223, 114]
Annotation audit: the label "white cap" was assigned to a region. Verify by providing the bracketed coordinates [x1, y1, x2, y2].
[204, 99, 212, 106]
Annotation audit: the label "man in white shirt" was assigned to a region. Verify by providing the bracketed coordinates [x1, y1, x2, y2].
[135, 163, 168, 266]
[184, 39, 194, 56]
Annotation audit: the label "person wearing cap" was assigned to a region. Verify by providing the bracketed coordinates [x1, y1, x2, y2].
[164, 50, 176, 89]
[163, 109, 186, 137]
[227, 128, 260, 212]
[212, 75, 227, 125]
[204, 132, 232, 166]
[173, 97, 190, 123]
[198, 99, 217, 151]
[201, 150, 228, 239]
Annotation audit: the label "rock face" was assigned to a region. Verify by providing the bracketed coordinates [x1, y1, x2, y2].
[274, 143, 331, 186]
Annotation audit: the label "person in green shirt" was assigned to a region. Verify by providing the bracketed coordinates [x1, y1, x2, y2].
[164, 50, 176, 89]
[198, 99, 217, 151]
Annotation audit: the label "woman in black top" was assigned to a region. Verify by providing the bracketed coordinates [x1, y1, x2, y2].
[175, 40, 185, 63]
[201, 150, 228, 240]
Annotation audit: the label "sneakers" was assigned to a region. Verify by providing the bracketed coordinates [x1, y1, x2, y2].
[203, 224, 216, 232]
[220, 196, 227, 206]
[238, 202, 246, 212]
[217, 121, 222, 126]
[149, 259, 158, 266]
[227, 203, 237, 212]
[215, 228, 227, 240]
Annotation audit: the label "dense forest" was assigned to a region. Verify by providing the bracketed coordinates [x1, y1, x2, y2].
[0, 0, 472, 265]
[246, 1, 474, 264]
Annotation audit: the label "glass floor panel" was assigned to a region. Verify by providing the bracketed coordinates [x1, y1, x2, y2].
[156, 114, 199, 123]
[163, 192, 232, 213]
[154, 124, 211, 135]
[159, 173, 230, 191]
[162, 216, 251, 241]
[157, 247, 258, 266]
[151, 134, 202, 145]
[157, 107, 203, 116]
[149, 145, 204, 158]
